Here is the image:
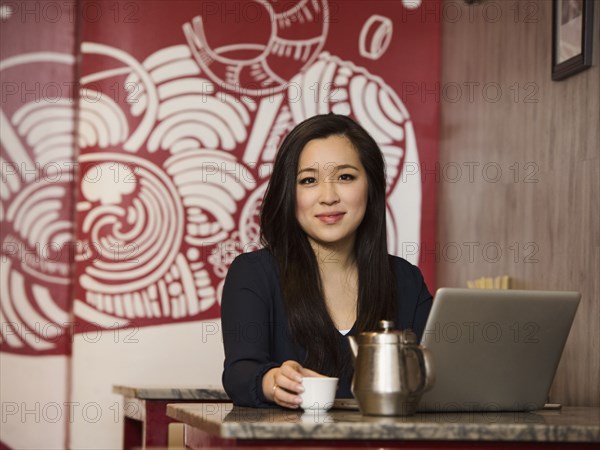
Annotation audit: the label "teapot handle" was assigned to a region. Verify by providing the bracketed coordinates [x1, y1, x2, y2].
[420, 346, 435, 392]
[405, 346, 435, 394]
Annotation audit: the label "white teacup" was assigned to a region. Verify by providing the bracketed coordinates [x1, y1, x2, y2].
[300, 377, 338, 410]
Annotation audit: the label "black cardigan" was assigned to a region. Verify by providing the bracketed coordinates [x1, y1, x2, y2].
[220, 249, 432, 407]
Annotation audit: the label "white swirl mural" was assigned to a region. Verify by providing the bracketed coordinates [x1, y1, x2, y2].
[1, 0, 429, 354]
[0, 53, 76, 353]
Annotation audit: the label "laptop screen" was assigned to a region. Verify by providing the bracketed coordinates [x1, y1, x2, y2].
[418, 288, 580, 412]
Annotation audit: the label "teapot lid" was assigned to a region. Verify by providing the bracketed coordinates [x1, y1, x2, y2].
[357, 320, 418, 344]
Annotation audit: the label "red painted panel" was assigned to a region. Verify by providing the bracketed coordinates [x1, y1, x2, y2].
[0, 2, 77, 356]
[1, 0, 441, 351]
[72, 0, 441, 334]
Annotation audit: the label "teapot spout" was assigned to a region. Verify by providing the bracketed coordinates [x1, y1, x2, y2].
[348, 336, 358, 360]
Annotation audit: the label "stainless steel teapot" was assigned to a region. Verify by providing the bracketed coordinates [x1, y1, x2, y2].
[348, 320, 434, 416]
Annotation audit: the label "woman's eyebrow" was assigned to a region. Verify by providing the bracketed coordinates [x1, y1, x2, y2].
[297, 164, 360, 175]
[297, 167, 318, 176]
[334, 164, 360, 171]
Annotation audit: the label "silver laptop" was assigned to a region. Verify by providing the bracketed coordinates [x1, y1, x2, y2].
[417, 288, 580, 412]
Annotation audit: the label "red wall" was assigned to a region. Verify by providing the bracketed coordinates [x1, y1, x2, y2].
[71, 0, 440, 335]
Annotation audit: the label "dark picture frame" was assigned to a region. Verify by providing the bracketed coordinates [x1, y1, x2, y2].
[552, 0, 595, 80]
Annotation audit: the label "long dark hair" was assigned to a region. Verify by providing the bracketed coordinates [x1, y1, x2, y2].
[260, 113, 396, 375]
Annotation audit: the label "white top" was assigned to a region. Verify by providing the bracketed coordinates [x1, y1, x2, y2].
[338, 329, 351, 335]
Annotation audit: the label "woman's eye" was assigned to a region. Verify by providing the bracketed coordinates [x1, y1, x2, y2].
[299, 177, 317, 185]
[338, 173, 355, 181]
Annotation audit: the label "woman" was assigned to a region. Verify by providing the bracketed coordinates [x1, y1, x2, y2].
[221, 113, 432, 409]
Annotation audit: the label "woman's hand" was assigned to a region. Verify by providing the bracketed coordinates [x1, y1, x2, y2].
[263, 360, 322, 409]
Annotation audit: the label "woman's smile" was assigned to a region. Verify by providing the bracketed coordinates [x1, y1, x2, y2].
[315, 211, 346, 224]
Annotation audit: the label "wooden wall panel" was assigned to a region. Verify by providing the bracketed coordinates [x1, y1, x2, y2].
[438, 0, 599, 406]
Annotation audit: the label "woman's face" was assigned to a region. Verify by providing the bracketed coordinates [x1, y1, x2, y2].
[295, 135, 369, 251]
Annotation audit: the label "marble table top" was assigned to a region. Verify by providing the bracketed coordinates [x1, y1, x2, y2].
[112, 384, 229, 400]
[166, 403, 600, 443]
